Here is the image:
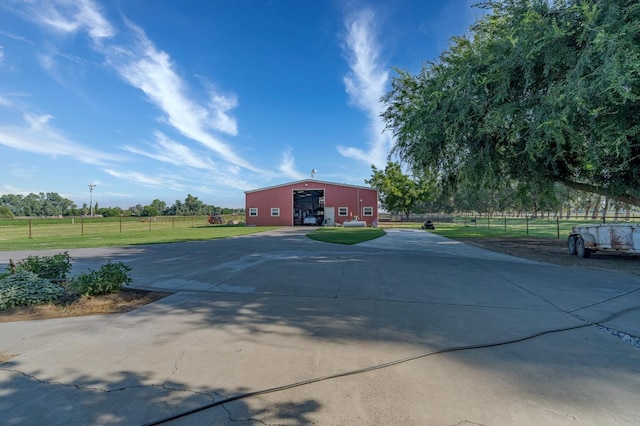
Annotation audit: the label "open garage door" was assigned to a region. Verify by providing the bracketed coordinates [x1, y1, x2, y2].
[293, 189, 325, 225]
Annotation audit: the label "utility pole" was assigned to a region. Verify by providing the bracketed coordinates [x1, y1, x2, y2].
[89, 184, 96, 216]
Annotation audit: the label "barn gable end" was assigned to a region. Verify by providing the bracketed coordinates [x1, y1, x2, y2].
[245, 179, 378, 227]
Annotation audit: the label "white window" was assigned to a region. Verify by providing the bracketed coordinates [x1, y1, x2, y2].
[249, 208, 258, 217]
[271, 208, 280, 217]
[363, 207, 373, 216]
[338, 207, 348, 216]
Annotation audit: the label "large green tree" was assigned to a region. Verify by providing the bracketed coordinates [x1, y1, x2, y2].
[0, 192, 75, 216]
[366, 161, 434, 218]
[382, 0, 640, 206]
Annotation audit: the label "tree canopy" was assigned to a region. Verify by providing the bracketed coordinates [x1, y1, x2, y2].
[0, 192, 76, 217]
[0, 192, 242, 217]
[366, 161, 434, 218]
[382, 0, 640, 206]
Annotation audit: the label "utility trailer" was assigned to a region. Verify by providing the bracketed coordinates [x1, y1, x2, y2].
[568, 224, 640, 258]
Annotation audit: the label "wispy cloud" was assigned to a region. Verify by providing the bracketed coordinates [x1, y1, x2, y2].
[29, 0, 115, 42]
[103, 169, 185, 190]
[120, 132, 258, 193]
[0, 113, 124, 165]
[124, 131, 216, 170]
[12, 0, 262, 175]
[278, 149, 306, 180]
[337, 8, 392, 168]
[104, 23, 258, 171]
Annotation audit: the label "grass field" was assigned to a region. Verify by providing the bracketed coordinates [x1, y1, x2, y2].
[0, 215, 278, 251]
[381, 217, 625, 240]
[307, 227, 386, 244]
[0, 214, 629, 251]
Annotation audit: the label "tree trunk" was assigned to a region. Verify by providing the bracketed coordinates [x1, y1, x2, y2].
[591, 195, 602, 219]
[583, 200, 591, 220]
[601, 197, 609, 222]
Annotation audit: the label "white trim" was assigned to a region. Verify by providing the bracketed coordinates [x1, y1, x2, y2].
[363, 207, 373, 216]
[249, 208, 258, 217]
[338, 207, 348, 216]
[271, 207, 280, 217]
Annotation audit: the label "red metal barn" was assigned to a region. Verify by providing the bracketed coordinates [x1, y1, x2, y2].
[245, 179, 379, 227]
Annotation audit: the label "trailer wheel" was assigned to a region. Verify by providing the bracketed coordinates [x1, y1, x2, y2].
[576, 237, 591, 258]
[567, 236, 577, 255]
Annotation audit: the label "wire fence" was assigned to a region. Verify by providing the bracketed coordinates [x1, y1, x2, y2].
[2, 213, 637, 241]
[0, 215, 245, 240]
[378, 213, 639, 239]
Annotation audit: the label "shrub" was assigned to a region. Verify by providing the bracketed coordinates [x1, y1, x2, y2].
[0, 270, 66, 310]
[68, 261, 132, 296]
[0, 206, 14, 219]
[11, 252, 73, 282]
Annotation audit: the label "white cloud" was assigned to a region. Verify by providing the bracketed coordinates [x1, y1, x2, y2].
[33, 0, 115, 42]
[12, 1, 262, 174]
[278, 149, 306, 180]
[337, 8, 393, 168]
[37, 53, 55, 70]
[103, 168, 184, 190]
[104, 22, 260, 172]
[203, 80, 239, 135]
[0, 112, 124, 165]
[124, 131, 217, 170]
[0, 45, 4, 64]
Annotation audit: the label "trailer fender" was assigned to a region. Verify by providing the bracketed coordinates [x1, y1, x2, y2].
[579, 233, 597, 249]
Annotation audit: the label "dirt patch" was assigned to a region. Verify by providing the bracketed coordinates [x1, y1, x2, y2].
[0, 351, 17, 363]
[0, 288, 171, 323]
[460, 237, 640, 276]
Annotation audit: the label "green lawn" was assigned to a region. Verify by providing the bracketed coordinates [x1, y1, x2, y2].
[0, 219, 279, 251]
[385, 217, 613, 240]
[306, 227, 386, 244]
[378, 216, 620, 240]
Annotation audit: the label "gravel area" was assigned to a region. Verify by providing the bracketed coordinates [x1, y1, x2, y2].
[459, 237, 640, 276]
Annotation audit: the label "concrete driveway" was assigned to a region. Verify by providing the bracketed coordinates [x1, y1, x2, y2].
[1, 228, 639, 425]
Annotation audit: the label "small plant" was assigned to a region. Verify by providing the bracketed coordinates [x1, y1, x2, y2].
[11, 252, 73, 282]
[68, 261, 132, 296]
[0, 270, 66, 310]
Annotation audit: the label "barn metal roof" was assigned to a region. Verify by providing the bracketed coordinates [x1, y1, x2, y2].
[245, 179, 376, 194]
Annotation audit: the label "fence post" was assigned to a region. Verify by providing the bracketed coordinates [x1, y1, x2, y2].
[504, 217, 507, 231]
[526, 216, 529, 236]
[29, 219, 32, 239]
[172, 216, 175, 228]
[191, 217, 194, 228]
[556, 216, 560, 239]
[81, 217, 84, 236]
[149, 218, 152, 231]
[120, 215, 122, 233]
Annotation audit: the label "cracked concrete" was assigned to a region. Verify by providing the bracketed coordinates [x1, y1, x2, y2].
[1, 228, 639, 425]
[334, 263, 345, 298]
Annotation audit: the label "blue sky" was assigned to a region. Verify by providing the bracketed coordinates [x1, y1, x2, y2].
[0, 0, 479, 209]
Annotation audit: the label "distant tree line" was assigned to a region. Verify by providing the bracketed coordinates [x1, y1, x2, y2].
[0, 193, 243, 219]
[367, 162, 638, 221]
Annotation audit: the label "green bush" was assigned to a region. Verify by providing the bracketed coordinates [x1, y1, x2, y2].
[0, 206, 14, 219]
[68, 261, 132, 296]
[11, 252, 73, 282]
[0, 270, 66, 310]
